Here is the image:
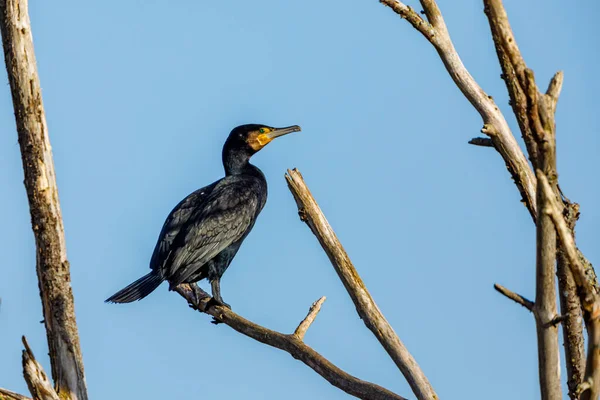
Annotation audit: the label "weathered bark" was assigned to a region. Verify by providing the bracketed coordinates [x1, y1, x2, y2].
[285, 169, 438, 400]
[21, 338, 60, 400]
[482, 3, 590, 393]
[494, 284, 534, 311]
[539, 174, 600, 400]
[557, 203, 586, 398]
[533, 96, 562, 399]
[0, 388, 31, 400]
[174, 284, 406, 400]
[0, 1, 88, 399]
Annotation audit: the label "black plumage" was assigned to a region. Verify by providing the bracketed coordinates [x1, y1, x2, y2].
[105, 124, 300, 307]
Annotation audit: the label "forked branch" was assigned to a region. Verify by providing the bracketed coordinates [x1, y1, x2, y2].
[21, 338, 60, 400]
[174, 284, 405, 400]
[379, 0, 537, 220]
[285, 169, 437, 400]
[539, 174, 600, 400]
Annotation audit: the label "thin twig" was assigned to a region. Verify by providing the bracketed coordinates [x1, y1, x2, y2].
[174, 284, 406, 400]
[469, 137, 494, 147]
[545, 314, 569, 328]
[285, 169, 437, 400]
[494, 283, 534, 311]
[0, 1, 87, 399]
[294, 296, 327, 340]
[379, 0, 435, 42]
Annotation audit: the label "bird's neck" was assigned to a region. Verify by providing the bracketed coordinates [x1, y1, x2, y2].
[223, 151, 262, 177]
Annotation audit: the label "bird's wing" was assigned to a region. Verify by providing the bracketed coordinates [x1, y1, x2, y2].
[149, 181, 219, 272]
[165, 181, 259, 286]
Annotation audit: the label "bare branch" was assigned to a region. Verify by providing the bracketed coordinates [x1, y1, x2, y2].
[21, 337, 60, 400]
[285, 169, 437, 400]
[530, 71, 562, 399]
[556, 202, 586, 397]
[419, 0, 444, 30]
[0, 388, 31, 400]
[379, 0, 434, 42]
[174, 284, 406, 400]
[0, 1, 88, 399]
[539, 173, 600, 400]
[294, 296, 327, 340]
[545, 314, 569, 328]
[494, 283, 534, 311]
[483, 0, 539, 169]
[381, 0, 537, 221]
[468, 137, 494, 147]
[483, 2, 593, 396]
[545, 71, 564, 114]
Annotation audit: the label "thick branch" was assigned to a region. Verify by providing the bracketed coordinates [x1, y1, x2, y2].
[380, 0, 537, 221]
[534, 167, 562, 400]
[0, 389, 31, 400]
[483, 2, 589, 396]
[494, 283, 533, 311]
[0, 1, 87, 399]
[556, 202, 586, 397]
[21, 337, 60, 400]
[285, 169, 437, 400]
[173, 284, 406, 400]
[539, 174, 600, 400]
[483, 0, 539, 169]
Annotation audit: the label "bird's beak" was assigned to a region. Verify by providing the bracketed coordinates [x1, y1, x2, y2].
[253, 125, 301, 149]
[266, 125, 301, 140]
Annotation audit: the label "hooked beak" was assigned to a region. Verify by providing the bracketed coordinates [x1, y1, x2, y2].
[266, 125, 301, 139]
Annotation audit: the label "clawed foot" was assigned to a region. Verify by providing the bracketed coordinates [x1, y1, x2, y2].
[205, 297, 231, 310]
[206, 297, 231, 325]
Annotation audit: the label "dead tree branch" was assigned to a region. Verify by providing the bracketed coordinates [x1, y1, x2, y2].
[21, 337, 60, 400]
[285, 169, 437, 400]
[0, 388, 31, 400]
[380, 0, 537, 221]
[483, 1, 588, 395]
[533, 102, 562, 400]
[494, 283, 534, 312]
[379, 0, 595, 397]
[174, 284, 406, 400]
[0, 0, 88, 399]
[539, 174, 600, 400]
[294, 296, 327, 340]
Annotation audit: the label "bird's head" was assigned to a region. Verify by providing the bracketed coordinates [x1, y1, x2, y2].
[224, 124, 301, 156]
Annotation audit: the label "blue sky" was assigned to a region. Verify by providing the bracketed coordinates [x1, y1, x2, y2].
[1, 0, 598, 399]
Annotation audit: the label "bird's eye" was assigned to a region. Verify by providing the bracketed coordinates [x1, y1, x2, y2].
[259, 128, 265, 133]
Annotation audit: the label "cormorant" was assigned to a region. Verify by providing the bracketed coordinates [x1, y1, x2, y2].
[105, 124, 300, 307]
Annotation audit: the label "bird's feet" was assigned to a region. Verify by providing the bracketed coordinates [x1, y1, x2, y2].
[205, 296, 231, 310]
[206, 296, 231, 325]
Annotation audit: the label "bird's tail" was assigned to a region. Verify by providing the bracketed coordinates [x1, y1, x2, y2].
[105, 272, 164, 303]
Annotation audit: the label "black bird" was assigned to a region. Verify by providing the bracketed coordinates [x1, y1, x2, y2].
[106, 124, 300, 307]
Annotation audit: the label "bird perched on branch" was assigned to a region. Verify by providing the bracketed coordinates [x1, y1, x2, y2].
[106, 124, 301, 308]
